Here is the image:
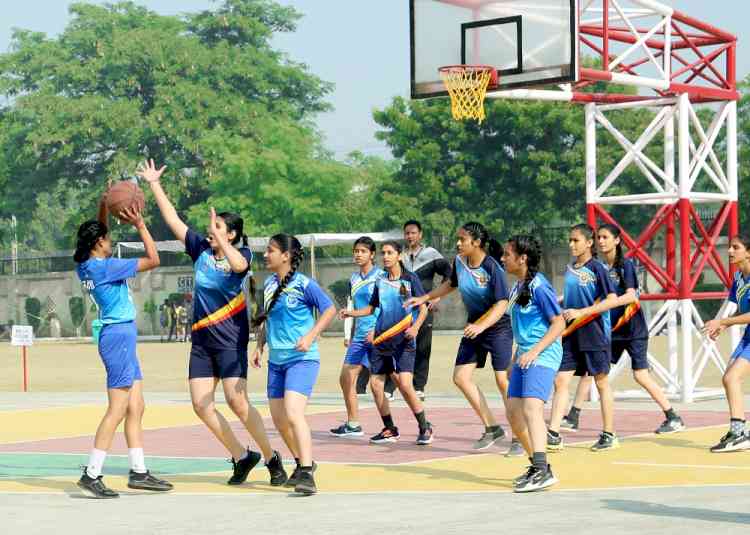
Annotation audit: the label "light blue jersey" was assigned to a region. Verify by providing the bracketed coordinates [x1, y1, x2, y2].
[264, 272, 334, 365]
[76, 257, 138, 324]
[450, 254, 510, 325]
[509, 273, 563, 370]
[729, 270, 750, 342]
[349, 266, 384, 342]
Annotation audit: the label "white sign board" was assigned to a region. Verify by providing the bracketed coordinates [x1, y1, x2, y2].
[11, 325, 34, 347]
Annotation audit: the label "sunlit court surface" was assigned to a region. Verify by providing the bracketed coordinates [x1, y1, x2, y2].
[1, 337, 748, 534]
[2, 0, 750, 532]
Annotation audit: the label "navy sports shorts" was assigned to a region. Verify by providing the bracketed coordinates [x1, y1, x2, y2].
[455, 325, 512, 372]
[188, 345, 248, 379]
[370, 339, 416, 375]
[611, 338, 649, 370]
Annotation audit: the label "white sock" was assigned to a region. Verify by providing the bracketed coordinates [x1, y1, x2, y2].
[128, 448, 147, 474]
[86, 448, 107, 479]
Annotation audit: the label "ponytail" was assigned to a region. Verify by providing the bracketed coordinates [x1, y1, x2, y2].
[251, 234, 303, 328]
[507, 235, 542, 307]
[461, 221, 502, 264]
[598, 223, 625, 288]
[73, 220, 108, 263]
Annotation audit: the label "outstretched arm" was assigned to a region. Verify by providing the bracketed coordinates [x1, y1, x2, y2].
[137, 160, 188, 243]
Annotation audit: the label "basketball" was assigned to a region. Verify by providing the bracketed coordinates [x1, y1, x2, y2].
[105, 180, 145, 220]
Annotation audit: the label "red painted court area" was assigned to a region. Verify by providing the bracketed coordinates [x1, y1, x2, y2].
[0, 407, 727, 464]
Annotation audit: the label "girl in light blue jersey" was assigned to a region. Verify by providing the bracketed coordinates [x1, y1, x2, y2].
[502, 235, 565, 493]
[331, 237, 384, 438]
[703, 234, 750, 453]
[74, 191, 171, 499]
[252, 234, 336, 495]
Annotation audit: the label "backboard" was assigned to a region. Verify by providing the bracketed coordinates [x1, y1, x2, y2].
[410, 0, 579, 98]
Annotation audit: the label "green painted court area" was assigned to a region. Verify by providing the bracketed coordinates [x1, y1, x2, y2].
[0, 453, 227, 480]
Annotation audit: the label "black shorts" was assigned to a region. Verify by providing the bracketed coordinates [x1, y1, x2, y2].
[611, 338, 649, 370]
[188, 345, 248, 379]
[455, 326, 513, 372]
[561, 337, 611, 377]
[370, 339, 416, 376]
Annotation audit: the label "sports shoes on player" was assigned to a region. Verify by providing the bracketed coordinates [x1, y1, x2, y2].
[294, 469, 317, 495]
[127, 470, 173, 491]
[265, 450, 288, 486]
[514, 465, 558, 493]
[504, 439, 526, 457]
[227, 448, 262, 485]
[370, 427, 400, 444]
[655, 416, 685, 434]
[513, 465, 536, 487]
[472, 426, 505, 450]
[710, 431, 750, 453]
[285, 460, 317, 488]
[77, 469, 119, 499]
[546, 430, 564, 452]
[329, 422, 364, 438]
[416, 424, 434, 445]
[590, 432, 620, 452]
[560, 415, 579, 432]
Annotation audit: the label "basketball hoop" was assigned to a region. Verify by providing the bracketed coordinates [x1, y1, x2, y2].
[438, 65, 498, 124]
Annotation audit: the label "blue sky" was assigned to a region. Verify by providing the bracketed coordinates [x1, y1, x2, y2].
[0, 1, 747, 159]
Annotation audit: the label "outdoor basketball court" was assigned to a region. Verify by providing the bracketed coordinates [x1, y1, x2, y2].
[1, 390, 748, 534]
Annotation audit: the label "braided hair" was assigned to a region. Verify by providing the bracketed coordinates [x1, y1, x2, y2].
[251, 234, 304, 328]
[73, 220, 108, 263]
[461, 221, 503, 264]
[507, 235, 542, 307]
[218, 211, 254, 294]
[570, 223, 597, 259]
[598, 223, 625, 288]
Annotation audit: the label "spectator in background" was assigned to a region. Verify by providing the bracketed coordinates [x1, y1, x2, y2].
[159, 299, 171, 343]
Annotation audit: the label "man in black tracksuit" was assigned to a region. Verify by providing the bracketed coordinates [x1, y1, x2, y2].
[401, 220, 451, 398]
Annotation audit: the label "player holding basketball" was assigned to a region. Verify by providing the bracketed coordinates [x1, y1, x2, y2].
[330, 237, 384, 438]
[405, 222, 515, 453]
[560, 224, 685, 435]
[252, 234, 337, 495]
[502, 235, 565, 492]
[342, 240, 433, 445]
[139, 160, 287, 487]
[75, 190, 172, 498]
[547, 224, 619, 452]
[703, 234, 750, 452]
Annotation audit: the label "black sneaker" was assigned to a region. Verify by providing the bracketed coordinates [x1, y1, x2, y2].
[370, 427, 400, 444]
[514, 464, 558, 493]
[512, 465, 536, 487]
[472, 426, 505, 450]
[227, 449, 262, 485]
[329, 422, 364, 438]
[590, 432, 620, 452]
[294, 469, 317, 495]
[77, 470, 119, 499]
[710, 431, 750, 453]
[127, 470, 174, 492]
[560, 415, 579, 432]
[546, 430, 564, 452]
[285, 461, 317, 488]
[265, 450, 288, 487]
[655, 416, 686, 434]
[416, 424, 434, 445]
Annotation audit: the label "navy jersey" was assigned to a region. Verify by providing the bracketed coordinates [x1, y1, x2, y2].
[563, 258, 616, 351]
[729, 270, 750, 342]
[369, 270, 425, 349]
[349, 266, 384, 342]
[607, 258, 648, 341]
[186, 229, 253, 350]
[450, 254, 511, 330]
[76, 257, 138, 324]
[509, 272, 563, 370]
[264, 272, 334, 365]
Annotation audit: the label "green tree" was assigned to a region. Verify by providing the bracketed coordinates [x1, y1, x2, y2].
[0, 0, 364, 250]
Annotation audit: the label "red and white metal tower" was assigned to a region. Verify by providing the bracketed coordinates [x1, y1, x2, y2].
[488, 0, 739, 402]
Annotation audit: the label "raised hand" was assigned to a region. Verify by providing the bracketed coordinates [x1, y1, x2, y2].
[136, 159, 166, 183]
[118, 205, 144, 227]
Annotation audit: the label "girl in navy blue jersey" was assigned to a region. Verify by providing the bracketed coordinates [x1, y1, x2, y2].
[561, 224, 685, 435]
[547, 224, 619, 452]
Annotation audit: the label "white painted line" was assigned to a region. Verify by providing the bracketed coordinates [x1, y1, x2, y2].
[613, 461, 750, 470]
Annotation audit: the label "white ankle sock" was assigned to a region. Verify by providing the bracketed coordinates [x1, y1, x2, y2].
[86, 448, 107, 478]
[128, 448, 147, 474]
